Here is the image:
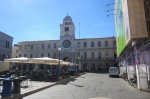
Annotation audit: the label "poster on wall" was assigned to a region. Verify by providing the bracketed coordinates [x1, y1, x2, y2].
[115, 0, 130, 56]
[115, 0, 126, 56]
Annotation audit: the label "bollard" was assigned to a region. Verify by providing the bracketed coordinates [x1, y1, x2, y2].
[13, 77, 22, 94]
[1, 78, 13, 97]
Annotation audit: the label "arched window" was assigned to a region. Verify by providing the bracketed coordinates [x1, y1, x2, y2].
[84, 42, 87, 47]
[84, 52, 87, 59]
[91, 41, 94, 47]
[98, 41, 101, 47]
[105, 41, 108, 47]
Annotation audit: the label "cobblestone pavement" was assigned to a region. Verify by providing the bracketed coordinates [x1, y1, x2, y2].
[23, 73, 150, 99]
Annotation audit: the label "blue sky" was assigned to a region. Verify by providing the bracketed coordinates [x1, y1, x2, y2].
[0, 0, 115, 45]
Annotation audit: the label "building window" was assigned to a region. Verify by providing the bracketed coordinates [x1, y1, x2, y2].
[48, 53, 50, 58]
[91, 41, 94, 47]
[19, 45, 22, 50]
[64, 27, 69, 31]
[78, 52, 80, 58]
[84, 42, 87, 47]
[24, 54, 26, 57]
[30, 54, 32, 58]
[42, 44, 44, 49]
[41, 53, 44, 57]
[48, 44, 51, 49]
[5, 41, 9, 48]
[54, 43, 56, 48]
[0, 54, 1, 60]
[25, 45, 27, 49]
[84, 52, 87, 59]
[54, 53, 56, 58]
[98, 41, 101, 47]
[31, 45, 33, 49]
[77, 42, 80, 48]
[113, 41, 116, 46]
[114, 53, 117, 59]
[19, 54, 21, 57]
[105, 41, 108, 47]
[16, 50, 18, 53]
[98, 52, 101, 59]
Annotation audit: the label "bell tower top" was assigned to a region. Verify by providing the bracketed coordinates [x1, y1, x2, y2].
[60, 14, 75, 39]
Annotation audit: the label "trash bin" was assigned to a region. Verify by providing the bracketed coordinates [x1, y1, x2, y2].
[13, 77, 22, 94]
[1, 78, 13, 97]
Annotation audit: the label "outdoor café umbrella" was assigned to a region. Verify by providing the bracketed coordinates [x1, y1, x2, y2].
[4, 57, 30, 63]
[29, 57, 59, 65]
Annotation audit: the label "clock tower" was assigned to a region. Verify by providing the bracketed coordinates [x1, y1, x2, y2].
[60, 14, 76, 62]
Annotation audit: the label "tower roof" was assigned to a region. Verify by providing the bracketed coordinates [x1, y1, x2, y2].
[63, 15, 72, 22]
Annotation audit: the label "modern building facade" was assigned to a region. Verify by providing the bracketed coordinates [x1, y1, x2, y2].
[12, 15, 117, 71]
[114, 0, 150, 90]
[0, 31, 13, 61]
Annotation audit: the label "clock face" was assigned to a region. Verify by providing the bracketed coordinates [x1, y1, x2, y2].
[62, 40, 71, 48]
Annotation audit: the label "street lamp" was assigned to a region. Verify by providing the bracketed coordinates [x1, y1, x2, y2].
[106, 9, 116, 12]
[107, 14, 115, 17]
[58, 46, 61, 76]
[106, 3, 116, 6]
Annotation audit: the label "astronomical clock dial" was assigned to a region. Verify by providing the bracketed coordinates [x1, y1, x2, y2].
[62, 40, 71, 48]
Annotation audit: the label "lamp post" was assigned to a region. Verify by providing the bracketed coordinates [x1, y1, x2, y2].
[58, 46, 61, 76]
[78, 56, 80, 71]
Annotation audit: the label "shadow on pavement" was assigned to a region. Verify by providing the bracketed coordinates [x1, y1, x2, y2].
[59, 77, 76, 85]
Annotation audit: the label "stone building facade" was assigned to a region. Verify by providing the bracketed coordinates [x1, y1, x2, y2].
[0, 31, 13, 61]
[12, 15, 117, 71]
